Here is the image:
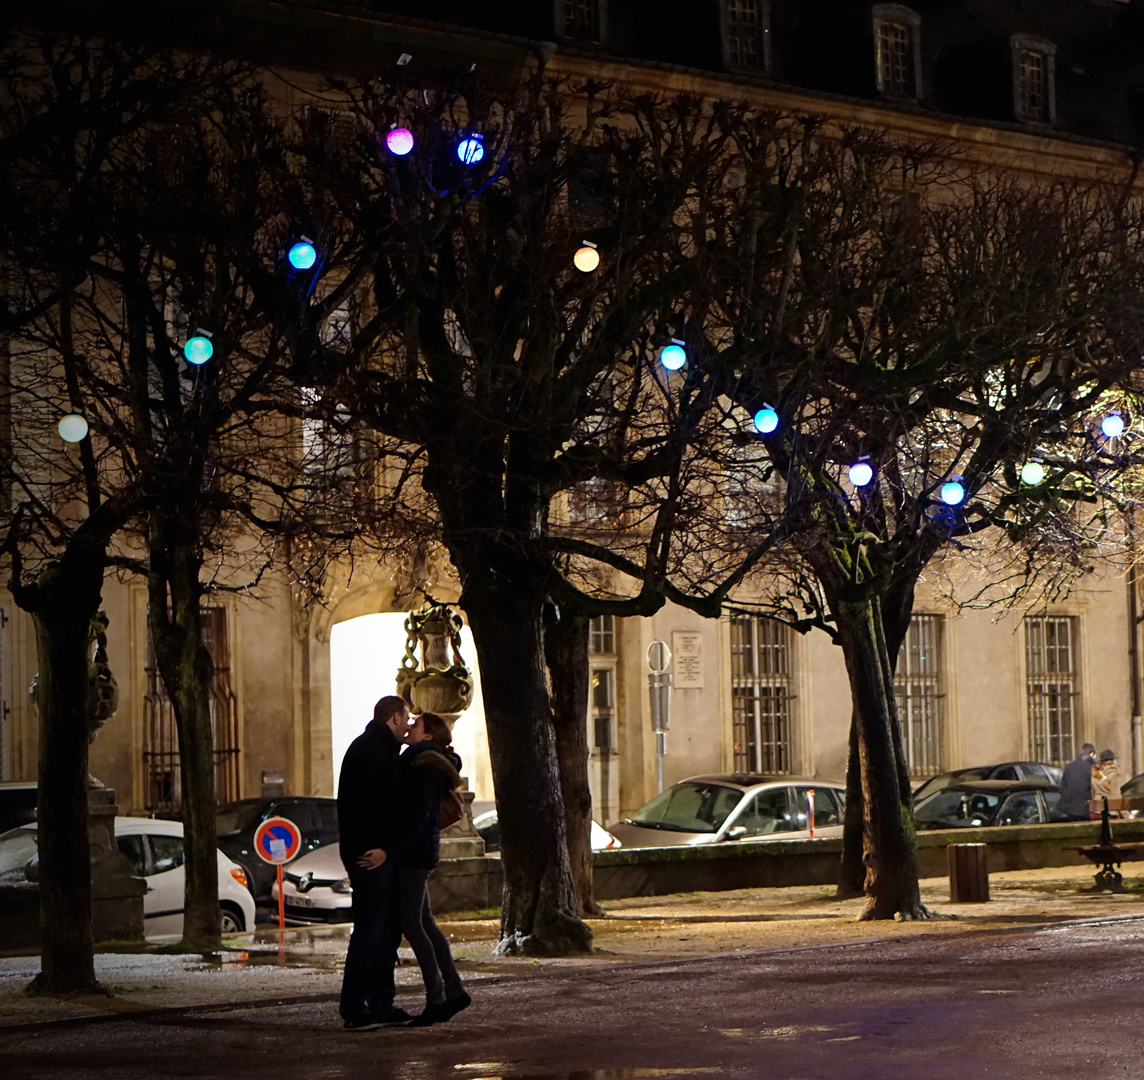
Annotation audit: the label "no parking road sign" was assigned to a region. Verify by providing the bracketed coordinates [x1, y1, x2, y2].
[254, 816, 302, 865]
[254, 816, 303, 935]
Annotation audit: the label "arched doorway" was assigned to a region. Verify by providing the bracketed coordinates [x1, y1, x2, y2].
[328, 612, 491, 802]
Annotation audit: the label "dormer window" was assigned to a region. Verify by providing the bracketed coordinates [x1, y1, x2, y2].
[723, 0, 771, 73]
[872, 5, 922, 100]
[558, 0, 604, 44]
[1012, 35, 1056, 124]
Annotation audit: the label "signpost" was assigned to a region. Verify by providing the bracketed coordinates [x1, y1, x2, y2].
[253, 816, 303, 937]
[647, 640, 672, 793]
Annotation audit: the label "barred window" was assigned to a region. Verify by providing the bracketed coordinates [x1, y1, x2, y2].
[894, 614, 943, 778]
[1017, 50, 1048, 121]
[144, 607, 240, 813]
[1025, 615, 1079, 766]
[730, 616, 792, 774]
[725, 0, 770, 71]
[872, 5, 921, 99]
[561, 0, 601, 42]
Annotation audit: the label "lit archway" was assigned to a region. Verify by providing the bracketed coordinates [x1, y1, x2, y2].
[328, 612, 491, 800]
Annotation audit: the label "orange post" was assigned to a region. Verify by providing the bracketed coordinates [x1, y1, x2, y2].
[277, 863, 285, 935]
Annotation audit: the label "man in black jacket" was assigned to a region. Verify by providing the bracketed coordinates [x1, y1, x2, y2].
[337, 695, 411, 1030]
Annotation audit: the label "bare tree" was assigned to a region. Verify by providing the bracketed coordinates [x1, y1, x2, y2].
[1, 26, 320, 968]
[690, 121, 1144, 917]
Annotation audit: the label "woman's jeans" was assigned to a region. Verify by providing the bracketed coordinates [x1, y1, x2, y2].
[399, 867, 463, 1004]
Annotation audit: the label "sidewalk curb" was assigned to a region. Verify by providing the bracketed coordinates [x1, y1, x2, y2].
[7, 910, 1144, 1034]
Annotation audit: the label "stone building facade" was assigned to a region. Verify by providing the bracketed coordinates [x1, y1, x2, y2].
[4, 0, 1143, 821]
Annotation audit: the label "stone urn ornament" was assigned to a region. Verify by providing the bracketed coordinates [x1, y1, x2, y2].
[395, 601, 484, 857]
[395, 601, 474, 718]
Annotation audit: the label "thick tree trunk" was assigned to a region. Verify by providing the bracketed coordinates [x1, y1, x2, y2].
[838, 591, 917, 899]
[20, 554, 105, 992]
[544, 612, 600, 916]
[835, 595, 928, 921]
[463, 581, 593, 956]
[837, 717, 865, 899]
[148, 518, 220, 952]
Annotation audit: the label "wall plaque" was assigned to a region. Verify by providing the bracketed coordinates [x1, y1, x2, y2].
[672, 631, 703, 689]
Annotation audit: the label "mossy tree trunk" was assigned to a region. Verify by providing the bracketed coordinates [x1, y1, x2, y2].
[147, 506, 220, 952]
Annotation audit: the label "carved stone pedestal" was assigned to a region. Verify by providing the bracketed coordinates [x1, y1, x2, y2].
[88, 788, 146, 942]
[440, 782, 485, 860]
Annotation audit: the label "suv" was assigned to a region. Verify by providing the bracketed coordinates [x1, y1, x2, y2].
[215, 797, 339, 902]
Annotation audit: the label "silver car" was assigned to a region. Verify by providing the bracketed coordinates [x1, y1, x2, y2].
[608, 774, 846, 848]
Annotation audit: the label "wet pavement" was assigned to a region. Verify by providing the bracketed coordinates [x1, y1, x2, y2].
[4, 865, 1144, 1077]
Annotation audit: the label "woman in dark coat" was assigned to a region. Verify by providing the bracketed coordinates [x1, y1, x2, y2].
[398, 711, 471, 1026]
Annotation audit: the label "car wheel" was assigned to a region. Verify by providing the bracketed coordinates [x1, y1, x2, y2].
[220, 903, 245, 934]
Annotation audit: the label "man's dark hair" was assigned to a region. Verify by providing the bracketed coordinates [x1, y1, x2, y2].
[1081, 742, 1097, 756]
[370, 695, 408, 732]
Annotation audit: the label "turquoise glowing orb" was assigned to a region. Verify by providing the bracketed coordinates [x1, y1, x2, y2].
[659, 344, 687, 371]
[184, 335, 214, 365]
[940, 480, 966, 506]
[753, 407, 779, 435]
[288, 241, 317, 271]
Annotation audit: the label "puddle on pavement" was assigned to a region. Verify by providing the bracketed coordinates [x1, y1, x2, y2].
[449, 1068, 724, 1079]
[182, 950, 342, 973]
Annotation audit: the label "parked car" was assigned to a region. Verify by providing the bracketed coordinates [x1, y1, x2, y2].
[472, 811, 621, 854]
[215, 796, 339, 902]
[914, 780, 1067, 830]
[0, 817, 255, 937]
[607, 774, 846, 849]
[271, 844, 352, 924]
[912, 762, 1062, 804]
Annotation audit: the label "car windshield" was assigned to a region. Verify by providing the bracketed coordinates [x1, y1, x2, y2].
[915, 790, 1002, 828]
[0, 827, 38, 883]
[628, 782, 743, 833]
[216, 803, 266, 836]
[1122, 774, 1144, 798]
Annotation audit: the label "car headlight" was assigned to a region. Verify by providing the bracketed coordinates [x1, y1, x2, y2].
[331, 878, 353, 894]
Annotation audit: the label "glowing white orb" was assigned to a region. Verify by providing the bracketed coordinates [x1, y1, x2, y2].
[58, 413, 89, 443]
[1020, 461, 1045, 486]
[848, 461, 874, 487]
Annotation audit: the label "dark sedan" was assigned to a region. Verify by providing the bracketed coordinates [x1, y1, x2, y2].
[914, 780, 1067, 830]
[912, 761, 1062, 805]
[215, 797, 339, 901]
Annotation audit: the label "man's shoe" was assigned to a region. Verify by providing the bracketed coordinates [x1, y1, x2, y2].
[377, 1007, 414, 1026]
[439, 991, 471, 1020]
[343, 1017, 382, 1032]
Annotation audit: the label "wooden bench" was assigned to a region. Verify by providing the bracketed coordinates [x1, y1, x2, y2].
[1077, 797, 1144, 890]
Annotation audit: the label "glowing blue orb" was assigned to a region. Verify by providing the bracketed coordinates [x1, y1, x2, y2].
[456, 135, 485, 166]
[1020, 461, 1045, 486]
[753, 407, 779, 435]
[1101, 414, 1125, 438]
[288, 241, 317, 271]
[184, 336, 214, 365]
[386, 127, 414, 156]
[848, 461, 874, 488]
[660, 344, 687, 371]
[940, 480, 966, 506]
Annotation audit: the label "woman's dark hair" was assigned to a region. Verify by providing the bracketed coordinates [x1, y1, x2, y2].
[417, 711, 453, 749]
